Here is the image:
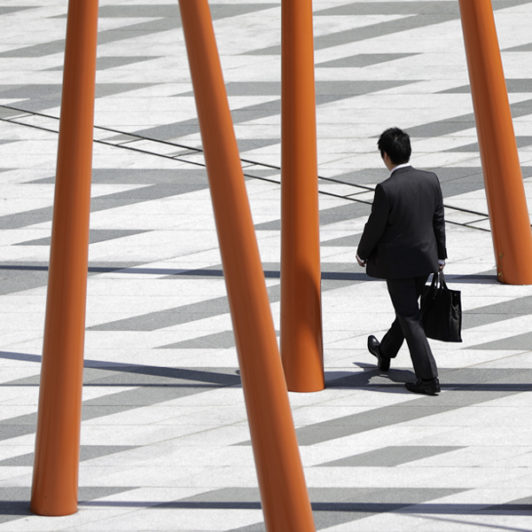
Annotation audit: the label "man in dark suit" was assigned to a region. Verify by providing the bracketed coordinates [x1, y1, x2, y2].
[356, 127, 447, 396]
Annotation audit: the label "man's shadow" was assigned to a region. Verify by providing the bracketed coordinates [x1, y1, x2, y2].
[325, 363, 415, 394]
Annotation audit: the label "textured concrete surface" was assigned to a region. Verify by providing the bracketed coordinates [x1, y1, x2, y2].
[1, 1, 532, 530]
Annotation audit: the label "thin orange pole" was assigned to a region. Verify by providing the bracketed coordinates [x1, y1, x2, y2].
[30, 0, 98, 516]
[177, 1, 315, 530]
[459, 0, 532, 284]
[281, 0, 324, 391]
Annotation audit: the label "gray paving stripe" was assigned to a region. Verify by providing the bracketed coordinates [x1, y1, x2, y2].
[463, 295, 532, 329]
[97, 4, 182, 18]
[319, 445, 464, 467]
[333, 165, 532, 198]
[441, 78, 532, 93]
[235, 368, 532, 447]
[0, 264, 49, 296]
[187, 80, 415, 98]
[0, 205, 52, 230]
[328, 168, 389, 186]
[0, 182, 208, 230]
[0, 363, 241, 442]
[507, 42, 532, 52]
[88, 284, 280, 331]
[316, 1, 459, 15]
[0, 106, 29, 119]
[0, 262, 142, 295]
[87, 261, 372, 335]
[407, 98, 532, 138]
[446, 136, 532, 152]
[248, 13, 458, 55]
[0, 6, 34, 15]
[0, 20, 178, 59]
[88, 266, 502, 335]
[322, 233, 361, 247]
[135, 80, 413, 141]
[34, 168, 209, 186]
[469, 331, 532, 351]
[45, 55, 160, 71]
[254, 202, 371, 231]
[97, 3, 276, 20]
[16, 229, 149, 247]
[0, 84, 157, 113]
[0, 487, 133, 525]
[236, 138, 279, 152]
[316, 0, 530, 16]
[0, 445, 135, 467]
[0, 4, 277, 59]
[161, 330, 238, 349]
[317, 53, 419, 69]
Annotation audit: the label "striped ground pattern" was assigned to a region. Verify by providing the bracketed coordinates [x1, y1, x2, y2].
[1, 1, 532, 530]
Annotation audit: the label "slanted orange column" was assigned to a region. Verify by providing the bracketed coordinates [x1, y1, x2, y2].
[178, 1, 315, 530]
[281, 0, 324, 391]
[459, 0, 532, 284]
[30, 0, 98, 516]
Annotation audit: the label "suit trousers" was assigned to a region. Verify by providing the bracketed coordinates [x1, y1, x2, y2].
[380, 275, 438, 381]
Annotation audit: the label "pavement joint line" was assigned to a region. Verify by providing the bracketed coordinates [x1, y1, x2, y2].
[0, 104, 498, 233]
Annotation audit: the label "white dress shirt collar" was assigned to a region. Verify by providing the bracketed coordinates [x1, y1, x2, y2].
[389, 163, 411, 176]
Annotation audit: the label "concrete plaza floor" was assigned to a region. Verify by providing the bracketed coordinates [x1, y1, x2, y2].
[1, 0, 532, 530]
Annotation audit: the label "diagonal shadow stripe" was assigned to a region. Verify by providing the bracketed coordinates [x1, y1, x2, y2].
[441, 78, 532, 94]
[463, 295, 532, 328]
[0, 444, 135, 466]
[0, 5, 277, 59]
[0, 352, 241, 442]
[469, 330, 532, 351]
[248, 0, 529, 55]
[247, 14, 456, 55]
[236, 368, 532, 447]
[134, 80, 414, 142]
[88, 284, 280, 331]
[15, 229, 149, 247]
[0, 83, 159, 113]
[0, 262, 142, 296]
[318, 445, 464, 467]
[0, 181, 208, 230]
[407, 98, 532, 137]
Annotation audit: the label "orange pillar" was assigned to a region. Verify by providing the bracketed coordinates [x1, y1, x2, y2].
[177, 2, 315, 530]
[459, 0, 532, 284]
[281, 0, 324, 391]
[30, 0, 98, 516]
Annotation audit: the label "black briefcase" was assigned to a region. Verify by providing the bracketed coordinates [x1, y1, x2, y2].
[421, 271, 462, 342]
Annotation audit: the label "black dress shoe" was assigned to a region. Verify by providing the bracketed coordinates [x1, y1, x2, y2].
[367, 335, 390, 371]
[405, 378, 440, 396]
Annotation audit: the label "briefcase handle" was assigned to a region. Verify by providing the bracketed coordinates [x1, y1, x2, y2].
[428, 271, 449, 291]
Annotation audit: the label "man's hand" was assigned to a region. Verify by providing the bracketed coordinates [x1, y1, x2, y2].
[356, 254, 367, 267]
[438, 260, 445, 271]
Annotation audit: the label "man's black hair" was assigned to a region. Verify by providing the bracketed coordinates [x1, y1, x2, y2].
[377, 127, 411, 164]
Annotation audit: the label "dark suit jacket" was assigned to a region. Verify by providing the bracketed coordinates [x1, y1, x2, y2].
[357, 166, 447, 279]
